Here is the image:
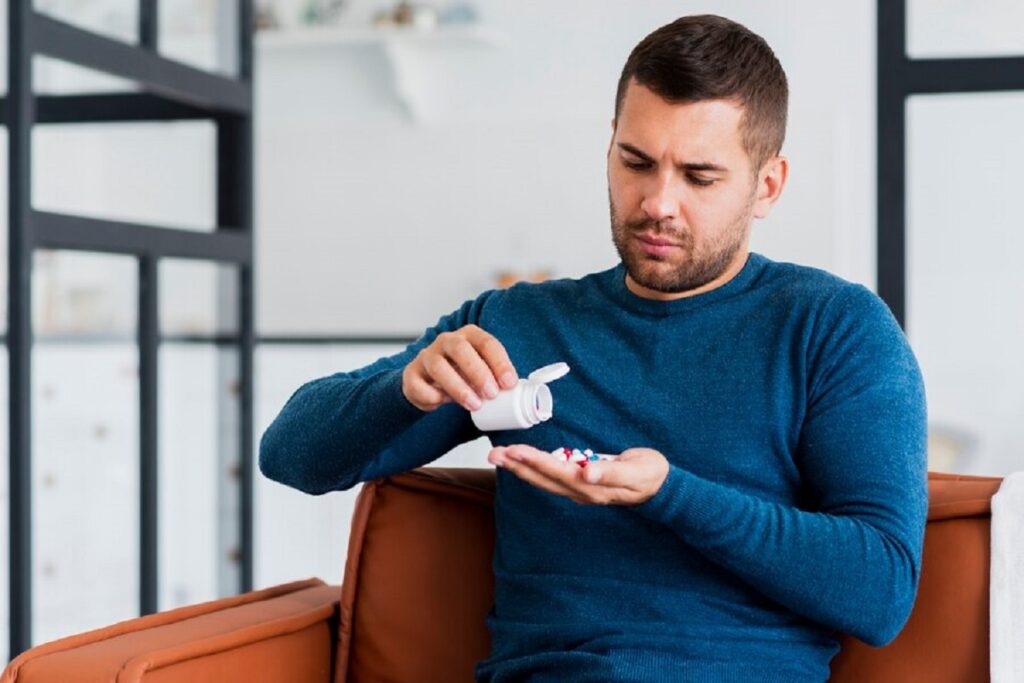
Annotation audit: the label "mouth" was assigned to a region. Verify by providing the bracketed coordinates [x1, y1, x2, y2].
[636, 233, 682, 247]
[635, 232, 683, 256]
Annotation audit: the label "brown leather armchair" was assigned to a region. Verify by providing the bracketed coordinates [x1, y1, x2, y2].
[1, 469, 1003, 682]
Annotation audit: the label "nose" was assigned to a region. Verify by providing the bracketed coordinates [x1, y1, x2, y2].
[639, 172, 679, 222]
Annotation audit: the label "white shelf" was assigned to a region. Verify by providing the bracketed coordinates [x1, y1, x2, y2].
[255, 23, 505, 123]
[255, 23, 504, 50]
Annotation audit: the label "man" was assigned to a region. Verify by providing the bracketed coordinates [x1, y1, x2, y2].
[260, 14, 927, 682]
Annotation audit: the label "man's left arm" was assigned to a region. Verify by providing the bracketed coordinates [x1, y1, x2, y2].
[631, 284, 928, 647]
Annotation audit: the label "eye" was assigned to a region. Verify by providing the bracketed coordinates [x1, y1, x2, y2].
[688, 175, 715, 187]
[622, 159, 650, 171]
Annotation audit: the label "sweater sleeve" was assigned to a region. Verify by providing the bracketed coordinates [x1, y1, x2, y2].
[631, 283, 928, 647]
[258, 289, 502, 494]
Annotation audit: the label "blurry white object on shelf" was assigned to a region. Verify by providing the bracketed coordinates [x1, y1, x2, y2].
[926, 422, 978, 472]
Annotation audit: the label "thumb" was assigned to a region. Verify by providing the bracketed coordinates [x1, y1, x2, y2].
[581, 464, 618, 485]
[583, 460, 636, 487]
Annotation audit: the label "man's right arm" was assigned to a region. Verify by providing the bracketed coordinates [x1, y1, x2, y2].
[258, 289, 514, 494]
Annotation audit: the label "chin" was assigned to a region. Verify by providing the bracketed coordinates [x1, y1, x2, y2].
[629, 261, 683, 292]
[633, 252, 683, 273]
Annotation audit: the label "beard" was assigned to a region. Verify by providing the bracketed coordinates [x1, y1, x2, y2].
[608, 186, 756, 294]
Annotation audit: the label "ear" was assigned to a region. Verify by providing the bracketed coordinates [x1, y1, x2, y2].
[752, 156, 788, 219]
[607, 117, 617, 157]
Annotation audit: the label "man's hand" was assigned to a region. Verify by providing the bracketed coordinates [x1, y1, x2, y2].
[402, 325, 519, 413]
[487, 444, 670, 506]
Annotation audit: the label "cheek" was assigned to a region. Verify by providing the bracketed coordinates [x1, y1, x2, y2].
[606, 183, 629, 215]
[695, 186, 745, 220]
[608, 172, 642, 207]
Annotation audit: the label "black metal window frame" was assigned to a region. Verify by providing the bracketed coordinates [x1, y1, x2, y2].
[3, 1, 254, 657]
[877, 0, 1024, 328]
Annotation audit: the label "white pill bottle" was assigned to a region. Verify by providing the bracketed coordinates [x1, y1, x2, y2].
[470, 362, 570, 431]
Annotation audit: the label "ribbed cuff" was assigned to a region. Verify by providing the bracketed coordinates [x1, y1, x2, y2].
[630, 464, 719, 533]
[632, 463, 688, 521]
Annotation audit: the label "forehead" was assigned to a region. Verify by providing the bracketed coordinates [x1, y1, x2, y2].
[615, 80, 747, 163]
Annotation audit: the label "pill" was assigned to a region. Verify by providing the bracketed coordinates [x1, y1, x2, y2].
[550, 446, 619, 462]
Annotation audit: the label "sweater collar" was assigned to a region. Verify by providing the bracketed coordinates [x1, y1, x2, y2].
[599, 251, 767, 316]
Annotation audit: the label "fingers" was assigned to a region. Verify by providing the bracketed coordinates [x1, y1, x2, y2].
[463, 326, 519, 390]
[492, 445, 657, 506]
[583, 464, 603, 484]
[504, 445, 615, 504]
[401, 365, 452, 411]
[443, 333, 500, 401]
[422, 350, 483, 410]
[578, 462, 639, 490]
[489, 447, 583, 501]
[402, 344, 479, 412]
[402, 325, 518, 413]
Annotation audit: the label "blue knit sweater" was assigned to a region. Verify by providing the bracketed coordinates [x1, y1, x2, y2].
[259, 252, 928, 682]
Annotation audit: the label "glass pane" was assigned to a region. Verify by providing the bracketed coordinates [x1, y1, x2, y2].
[160, 259, 239, 337]
[907, 92, 1024, 477]
[159, 343, 240, 609]
[160, 0, 240, 77]
[908, 0, 1024, 58]
[34, 56, 138, 96]
[33, 119, 216, 233]
[32, 251, 138, 645]
[254, 342, 491, 589]
[33, 0, 138, 45]
[33, 250, 136, 337]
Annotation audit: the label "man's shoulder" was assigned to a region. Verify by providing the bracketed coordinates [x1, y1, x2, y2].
[755, 256, 901, 350]
[756, 255, 878, 310]
[488, 266, 611, 306]
[448, 267, 611, 335]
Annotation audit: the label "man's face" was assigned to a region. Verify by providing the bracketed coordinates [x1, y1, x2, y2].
[607, 80, 761, 298]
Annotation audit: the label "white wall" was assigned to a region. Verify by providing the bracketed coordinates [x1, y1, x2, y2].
[906, 92, 1024, 476]
[255, 0, 878, 336]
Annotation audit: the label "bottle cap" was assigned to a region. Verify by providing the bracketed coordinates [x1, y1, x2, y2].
[527, 362, 570, 385]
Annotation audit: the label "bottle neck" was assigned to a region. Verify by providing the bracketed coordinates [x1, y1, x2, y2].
[522, 382, 552, 424]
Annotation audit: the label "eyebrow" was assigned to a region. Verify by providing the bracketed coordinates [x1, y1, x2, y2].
[617, 142, 729, 173]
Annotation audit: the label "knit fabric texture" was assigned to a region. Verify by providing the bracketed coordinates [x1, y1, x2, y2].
[259, 252, 929, 682]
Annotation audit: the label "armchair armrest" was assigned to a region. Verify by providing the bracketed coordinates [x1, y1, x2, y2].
[1, 578, 340, 683]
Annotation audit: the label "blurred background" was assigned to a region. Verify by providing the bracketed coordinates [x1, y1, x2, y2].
[1, 0, 1022, 663]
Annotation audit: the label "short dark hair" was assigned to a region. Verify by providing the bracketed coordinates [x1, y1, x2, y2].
[614, 14, 788, 172]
